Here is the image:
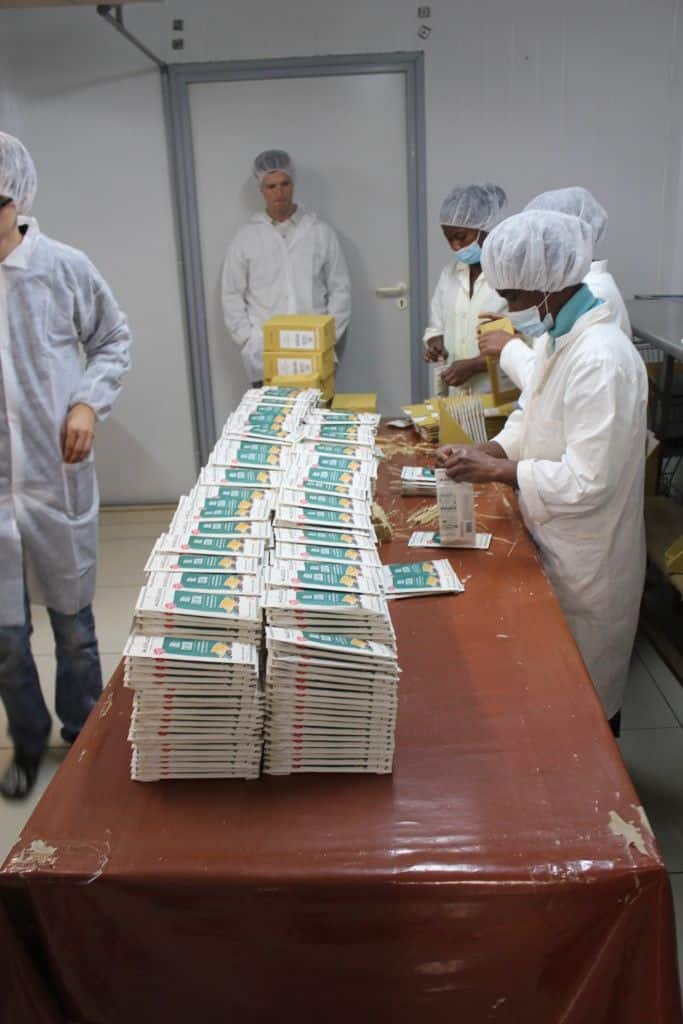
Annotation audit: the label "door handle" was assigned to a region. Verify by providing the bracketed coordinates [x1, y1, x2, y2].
[375, 281, 408, 298]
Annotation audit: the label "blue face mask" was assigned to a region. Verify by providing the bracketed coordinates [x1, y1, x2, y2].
[455, 240, 482, 265]
[509, 295, 554, 337]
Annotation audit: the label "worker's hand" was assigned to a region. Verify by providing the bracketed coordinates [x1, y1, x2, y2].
[62, 404, 96, 464]
[424, 336, 447, 363]
[438, 444, 517, 486]
[478, 331, 515, 358]
[437, 441, 507, 466]
[477, 314, 516, 358]
[440, 446, 504, 483]
[436, 445, 459, 466]
[440, 357, 484, 387]
[436, 442, 487, 466]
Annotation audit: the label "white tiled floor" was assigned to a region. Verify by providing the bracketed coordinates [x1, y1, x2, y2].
[0, 510, 681, 990]
[0, 507, 174, 861]
[617, 637, 683, 985]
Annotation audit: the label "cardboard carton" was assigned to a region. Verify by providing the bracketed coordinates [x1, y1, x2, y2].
[332, 393, 378, 413]
[263, 314, 335, 353]
[263, 346, 335, 381]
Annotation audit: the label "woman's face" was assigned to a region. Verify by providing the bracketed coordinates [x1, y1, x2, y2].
[441, 225, 482, 254]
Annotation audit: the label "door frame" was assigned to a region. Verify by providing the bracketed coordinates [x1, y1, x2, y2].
[166, 52, 428, 463]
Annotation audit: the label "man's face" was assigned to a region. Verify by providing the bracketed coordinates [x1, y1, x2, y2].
[0, 196, 17, 240]
[260, 171, 294, 221]
[498, 288, 546, 312]
[442, 225, 481, 254]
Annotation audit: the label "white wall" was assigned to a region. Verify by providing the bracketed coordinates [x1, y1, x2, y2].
[160, 0, 683, 301]
[0, 5, 197, 504]
[1, 0, 682, 500]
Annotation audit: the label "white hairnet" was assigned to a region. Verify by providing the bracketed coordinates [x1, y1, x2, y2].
[524, 186, 608, 244]
[253, 150, 294, 183]
[0, 132, 37, 214]
[439, 183, 508, 231]
[481, 210, 594, 292]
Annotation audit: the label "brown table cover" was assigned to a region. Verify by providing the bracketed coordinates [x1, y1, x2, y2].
[0, 432, 680, 1024]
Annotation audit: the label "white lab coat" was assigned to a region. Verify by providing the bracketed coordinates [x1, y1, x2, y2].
[421, 260, 507, 395]
[495, 305, 648, 718]
[0, 218, 131, 626]
[423, 260, 507, 394]
[585, 259, 631, 336]
[222, 207, 351, 382]
[500, 261, 631, 393]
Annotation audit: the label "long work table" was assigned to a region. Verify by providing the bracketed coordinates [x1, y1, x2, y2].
[0, 429, 680, 1024]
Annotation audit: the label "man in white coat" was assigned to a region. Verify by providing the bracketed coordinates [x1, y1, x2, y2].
[479, 187, 631, 392]
[0, 133, 131, 797]
[437, 210, 647, 735]
[423, 183, 508, 394]
[222, 150, 351, 385]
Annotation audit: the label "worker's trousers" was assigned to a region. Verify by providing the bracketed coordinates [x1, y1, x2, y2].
[0, 588, 102, 757]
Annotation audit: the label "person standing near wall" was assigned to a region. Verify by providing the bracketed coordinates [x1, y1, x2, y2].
[222, 150, 351, 386]
[0, 132, 132, 798]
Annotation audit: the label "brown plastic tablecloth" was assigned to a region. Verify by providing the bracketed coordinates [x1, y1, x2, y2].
[0, 431, 680, 1024]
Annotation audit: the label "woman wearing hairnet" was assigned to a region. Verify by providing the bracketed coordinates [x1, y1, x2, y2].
[479, 187, 630, 393]
[0, 133, 131, 797]
[423, 183, 508, 392]
[438, 210, 647, 733]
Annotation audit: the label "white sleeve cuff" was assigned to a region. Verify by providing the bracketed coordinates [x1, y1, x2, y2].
[500, 337, 533, 391]
[422, 327, 441, 346]
[492, 410, 522, 461]
[494, 432, 518, 461]
[69, 391, 101, 419]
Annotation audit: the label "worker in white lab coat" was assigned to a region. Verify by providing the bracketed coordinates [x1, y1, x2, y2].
[0, 133, 132, 797]
[222, 150, 351, 385]
[479, 187, 631, 393]
[423, 183, 508, 394]
[438, 210, 647, 733]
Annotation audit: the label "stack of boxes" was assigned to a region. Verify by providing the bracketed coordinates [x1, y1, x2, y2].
[262, 314, 336, 402]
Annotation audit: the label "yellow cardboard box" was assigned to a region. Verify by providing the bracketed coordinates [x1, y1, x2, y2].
[321, 373, 335, 403]
[479, 316, 514, 338]
[269, 371, 335, 402]
[270, 371, 320, 389]
[332, 393, 378, 413]
[263, 314, 336, 353]
[665, 536, 683, 573]
[479, 317, 521, 406]
[263, 346, 335, 382]
[402, 401, 440, 442]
